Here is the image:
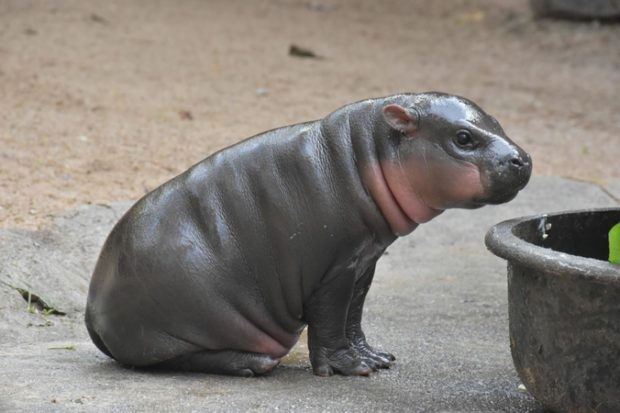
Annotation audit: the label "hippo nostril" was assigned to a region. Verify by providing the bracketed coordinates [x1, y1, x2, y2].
[510, 157, 524, 168]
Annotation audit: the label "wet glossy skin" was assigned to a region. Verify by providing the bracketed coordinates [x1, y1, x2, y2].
[361, 93, 530, 235]
[417, 95, 531, 205]
[85, 92, 531, 377]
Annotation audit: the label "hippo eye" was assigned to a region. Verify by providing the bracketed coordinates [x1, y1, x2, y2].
[454, 130, 474, 148]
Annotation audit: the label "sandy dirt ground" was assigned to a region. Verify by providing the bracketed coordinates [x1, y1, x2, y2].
[1, 0, 619, 229]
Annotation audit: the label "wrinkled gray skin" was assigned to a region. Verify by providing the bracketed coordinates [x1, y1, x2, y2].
[86, 92, 532, 377]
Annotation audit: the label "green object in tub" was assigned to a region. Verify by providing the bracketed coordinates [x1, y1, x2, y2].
[610, 222, 620, 264]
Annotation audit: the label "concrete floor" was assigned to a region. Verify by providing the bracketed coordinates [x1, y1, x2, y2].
[0, 176, 618, 412]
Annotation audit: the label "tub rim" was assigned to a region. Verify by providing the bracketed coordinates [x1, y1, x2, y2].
[485, 207, 620, 284]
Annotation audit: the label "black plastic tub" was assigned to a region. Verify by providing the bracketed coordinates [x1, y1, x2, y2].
[485, 208, 620, 413]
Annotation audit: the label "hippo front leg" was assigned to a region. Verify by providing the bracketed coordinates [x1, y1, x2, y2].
[304, 271, 374, 377]
[346, 263, 395, 370]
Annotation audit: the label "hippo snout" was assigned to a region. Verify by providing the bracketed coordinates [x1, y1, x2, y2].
[499, 149, 532, 187]
[485, 144, 532, 204]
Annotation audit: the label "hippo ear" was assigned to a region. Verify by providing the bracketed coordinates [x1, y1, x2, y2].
[382, 104, 418, 135]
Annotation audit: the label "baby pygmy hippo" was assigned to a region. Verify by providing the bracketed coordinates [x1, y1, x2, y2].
[85, 92, 532, 377]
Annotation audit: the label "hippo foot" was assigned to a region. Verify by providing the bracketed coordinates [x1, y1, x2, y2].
[155, 350, 281, 377]
[347, 333, 395, 370]
[231, 354, 281, 377]
[353, 340, 395, 370]
[311, 347, 374, 377]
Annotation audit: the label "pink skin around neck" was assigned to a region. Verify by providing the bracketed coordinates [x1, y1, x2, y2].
[363, 162, 443, 236]
[363, 159, 484, 237]
[364, 103, 488, 236]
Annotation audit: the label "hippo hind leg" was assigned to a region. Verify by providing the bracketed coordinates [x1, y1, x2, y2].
[154, 350, 281, 377]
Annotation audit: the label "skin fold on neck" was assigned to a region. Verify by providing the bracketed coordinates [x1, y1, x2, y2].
[362, 161, 444, 237]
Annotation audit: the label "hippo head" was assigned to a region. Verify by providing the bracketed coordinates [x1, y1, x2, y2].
[377, 92, 531, 230]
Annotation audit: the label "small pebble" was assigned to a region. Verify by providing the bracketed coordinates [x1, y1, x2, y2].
[90, 14, 108, 24]
[255, 88, 269, 97]
[179, 110, 193, 121]
[307, 1, 334, 12]
[289, 44, 319, 59]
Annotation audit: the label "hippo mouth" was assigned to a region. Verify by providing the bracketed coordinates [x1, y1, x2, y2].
[455, 186, 522, 209]
[479, 164, 531, 206]
[485, 190, 519, 205]
[481, 185, 525, 205]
